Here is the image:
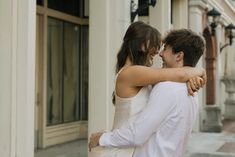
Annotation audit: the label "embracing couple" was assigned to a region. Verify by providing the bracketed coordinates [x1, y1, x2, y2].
[89, 21, 206, 157]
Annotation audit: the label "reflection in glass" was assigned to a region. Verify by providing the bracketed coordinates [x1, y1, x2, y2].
[47, 17, 88, 126]
[80, 26, 89, 120]
[63, 23, 79, 122]
[47, 18, 63, 125]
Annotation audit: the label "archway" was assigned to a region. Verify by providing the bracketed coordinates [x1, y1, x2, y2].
[203, 27, 217, 105]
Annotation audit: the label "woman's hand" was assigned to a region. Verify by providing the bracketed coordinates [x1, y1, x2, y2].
[88, 132, 104, 151]
[187, 76, 205, 96]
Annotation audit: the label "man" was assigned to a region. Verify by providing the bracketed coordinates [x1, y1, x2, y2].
[89, 29, 206, 157]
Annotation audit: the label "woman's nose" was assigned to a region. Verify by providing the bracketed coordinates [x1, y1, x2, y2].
[159, 50, 163, 57]
[158, 44, 165, 57]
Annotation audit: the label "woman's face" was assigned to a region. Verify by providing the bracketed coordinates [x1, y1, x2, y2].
[142, 40, 159, 66]
[145, 46, 158, 66]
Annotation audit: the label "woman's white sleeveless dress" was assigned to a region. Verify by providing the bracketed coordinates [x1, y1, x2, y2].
[89, 71, 151, 157]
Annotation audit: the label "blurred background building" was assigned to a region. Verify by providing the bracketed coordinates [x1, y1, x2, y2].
[1, 0, 235, 157]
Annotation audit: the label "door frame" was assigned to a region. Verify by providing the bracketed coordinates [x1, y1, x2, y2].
[35, 2, 89, 148]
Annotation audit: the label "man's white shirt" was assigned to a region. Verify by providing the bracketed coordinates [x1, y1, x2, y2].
[99, 81, 199, 157]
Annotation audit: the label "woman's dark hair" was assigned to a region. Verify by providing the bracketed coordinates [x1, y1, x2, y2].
[113, 21, 161, 104]
[115, 21, 161, 73]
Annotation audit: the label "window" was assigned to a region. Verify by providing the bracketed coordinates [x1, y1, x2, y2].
[36, 0, 89, 148]
[47, 17, 88, 125]
[48, 0, 81, 17]
[79, 25, 89, 120]
[37, 0, 43, 5]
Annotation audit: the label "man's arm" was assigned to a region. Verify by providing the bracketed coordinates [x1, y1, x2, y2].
[99, 82, 178, 147]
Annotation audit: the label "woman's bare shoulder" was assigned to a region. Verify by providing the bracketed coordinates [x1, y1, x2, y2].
[117, 65, 157, 82]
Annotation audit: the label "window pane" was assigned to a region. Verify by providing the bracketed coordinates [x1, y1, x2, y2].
[47, 18, 88, 126]
[63, 22, 80, 123]
[84, 0, 89, 17]
[47, 18, 63, 126]
[171, 0, 173, 24]
[48, 0, 80, 17]
[37, 0, 43, 5]
[79, 25, 89, 120]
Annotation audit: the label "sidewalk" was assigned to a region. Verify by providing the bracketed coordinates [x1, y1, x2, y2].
[35, 133, 235, 157]
[35, 132, 235, 157]
[35, 139, 87, 157]
[184, 119, 235, 157]
[184, 132, 235, 157]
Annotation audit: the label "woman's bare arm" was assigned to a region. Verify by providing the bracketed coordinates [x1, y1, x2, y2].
[118, 65, 206, 87]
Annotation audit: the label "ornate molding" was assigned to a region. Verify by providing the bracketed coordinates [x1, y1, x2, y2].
[225, 0, 235, 14]
[189, 0, 208, 11]
[207, 0, 235, 25]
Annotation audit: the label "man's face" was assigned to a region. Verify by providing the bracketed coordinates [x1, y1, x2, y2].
[159, 44, 178, 68]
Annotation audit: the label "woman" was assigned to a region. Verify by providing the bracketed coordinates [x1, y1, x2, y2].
[89, 21, 205, 157]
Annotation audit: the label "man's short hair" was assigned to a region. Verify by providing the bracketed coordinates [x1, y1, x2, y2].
[162, 29, 205, 67]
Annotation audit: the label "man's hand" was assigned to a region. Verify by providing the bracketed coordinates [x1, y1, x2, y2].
[88, 132, 104, 151]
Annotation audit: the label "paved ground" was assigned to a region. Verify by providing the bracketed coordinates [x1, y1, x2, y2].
[35, 120, 235, 157]
[223, 119, 235, 135]
[184, 132, 235, 157]
[184, 120, 235, 157]
[35, 139, 87, 157]
[35, 133, 235, 157]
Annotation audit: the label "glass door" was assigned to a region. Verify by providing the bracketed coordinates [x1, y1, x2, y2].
[47, 17, 89, 126]
[36, 0, 89, 148]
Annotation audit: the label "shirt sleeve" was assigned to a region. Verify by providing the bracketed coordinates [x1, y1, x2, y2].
[99, 82, 177, 147]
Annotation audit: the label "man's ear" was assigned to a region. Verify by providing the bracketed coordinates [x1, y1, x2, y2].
[176, 51, 184, 62]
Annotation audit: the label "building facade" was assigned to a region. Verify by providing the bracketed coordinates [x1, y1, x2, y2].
[1, 0, 235, 156]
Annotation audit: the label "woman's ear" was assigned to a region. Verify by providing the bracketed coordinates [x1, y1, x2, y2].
[141, 43, 146, 52]
[141, 40, 150, 53]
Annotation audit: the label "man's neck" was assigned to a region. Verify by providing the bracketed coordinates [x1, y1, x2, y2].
[172, 62, 183, 68]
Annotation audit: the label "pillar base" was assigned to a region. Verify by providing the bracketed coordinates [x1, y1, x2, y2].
[203, 105, 222, 132]
[221, 76, 235, 120]
[224, 100, 235, 120]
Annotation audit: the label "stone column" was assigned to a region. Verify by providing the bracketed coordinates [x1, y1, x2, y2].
[172, 0, 188, 29]
[149, 0, 171, 33]
[0, 0, 36, 156]
[189, 0, 213, 132]
[216, 24, 226, 114]
[189, 0, 222, 132]
[221, 76, 235, 120]
[89, 0, 131, 135]
[203, 17, 223, 132]
[203, 106, 222, 132]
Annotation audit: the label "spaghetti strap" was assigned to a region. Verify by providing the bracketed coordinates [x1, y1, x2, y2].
[114, 66, 130, 95]
[115, 66, 129, 80]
